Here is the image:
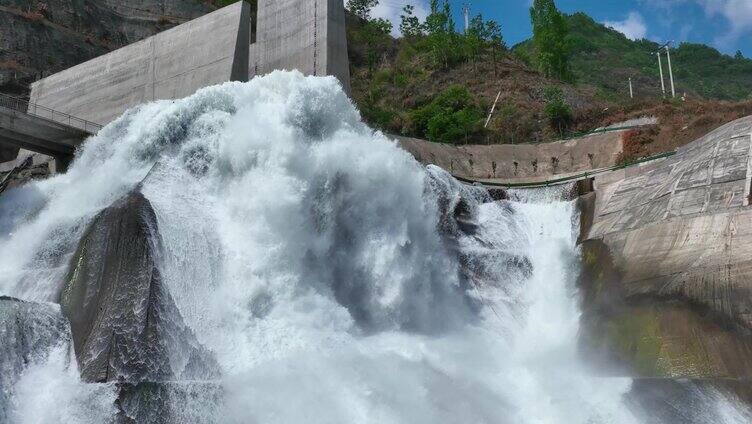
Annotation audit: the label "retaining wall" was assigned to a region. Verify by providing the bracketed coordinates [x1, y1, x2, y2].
[396, 130, 625, 181]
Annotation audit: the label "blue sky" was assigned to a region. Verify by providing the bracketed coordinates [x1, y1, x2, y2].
[370, 0, 752, 57]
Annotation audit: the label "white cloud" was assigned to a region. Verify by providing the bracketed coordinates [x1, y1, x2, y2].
[603, 12, 649, 40]
[641, 0, 752, 47]
[373, 0, 430, 37]
[696, 0, 752, 43]
[344, 0, 430, 37]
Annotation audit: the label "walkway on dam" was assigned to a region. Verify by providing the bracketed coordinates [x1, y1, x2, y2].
[454, 151, 677, 189]
[0, 93, 100, 165]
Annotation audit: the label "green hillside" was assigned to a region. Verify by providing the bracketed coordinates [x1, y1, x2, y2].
[514, 13, 752, 102]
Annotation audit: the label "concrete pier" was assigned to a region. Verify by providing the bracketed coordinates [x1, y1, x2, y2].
[250, 0, 351, 94]
[0, 94, 98, 171]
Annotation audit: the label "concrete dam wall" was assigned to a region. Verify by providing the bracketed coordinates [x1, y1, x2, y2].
[578, 115, 752, 381]
[250, 0, 350, 94]
[27, 0, 350, 127]
[29, 2, 252, 126]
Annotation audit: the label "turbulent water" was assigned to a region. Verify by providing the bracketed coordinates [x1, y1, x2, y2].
[0, 71, 749, 423]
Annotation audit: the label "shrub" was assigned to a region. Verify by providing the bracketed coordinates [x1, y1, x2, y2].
[543, 86, 572, 136]
[394, 73, 408, 88]
[409, 85, 483, 144]
[616, 126, 658, 165]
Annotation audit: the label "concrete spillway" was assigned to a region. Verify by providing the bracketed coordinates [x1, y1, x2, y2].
[397, 129, 626, 183]
[577, 116, 752, 383]
[401, 113, 752, 390]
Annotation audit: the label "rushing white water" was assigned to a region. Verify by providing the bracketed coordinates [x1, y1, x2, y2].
[0, 71, 749, 423]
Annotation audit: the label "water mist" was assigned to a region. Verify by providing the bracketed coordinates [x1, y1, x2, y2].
[0, 71, 749, 423]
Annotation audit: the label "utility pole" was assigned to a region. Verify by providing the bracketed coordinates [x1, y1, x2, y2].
[485, 91, 501, 128]
[463, 3, 470, 34]
[657, 51, 666, 98]
[629, 77, 634, 99]
[665, 44, 676, 98]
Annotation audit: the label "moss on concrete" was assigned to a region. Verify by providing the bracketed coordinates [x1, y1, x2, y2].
[577, 237, 741, 378]
[602, 309, 668, 376]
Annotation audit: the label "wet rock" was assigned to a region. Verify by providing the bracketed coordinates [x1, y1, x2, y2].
[60, 189, 219, 385]
[425, 165, 490, 239]
[0, 297, 70, 421]
[116, 381, 222, 424]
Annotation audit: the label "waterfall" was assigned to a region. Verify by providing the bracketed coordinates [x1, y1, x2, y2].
[0, 71, 749, 423]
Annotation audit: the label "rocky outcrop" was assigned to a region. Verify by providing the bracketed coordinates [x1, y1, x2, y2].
[0, 1, 216, 97]
[0, 297, 70, 421]
[61, 188, 218, 383]
[578, 116, 752, 382]
[0, 153, 52, 195]
[60, 188, 220, 421]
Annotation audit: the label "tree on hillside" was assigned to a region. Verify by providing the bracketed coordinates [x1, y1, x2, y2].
[471, 18, 505, 75]
[400, 4, 423, 38]
[530, 0, 571, 81]
[465, 14, 486, 64]
[543, 86, 572, 136]
[424, 0, 463, 69]
[409, 85, 484, 144]
[360, 18, 393, 71]
[486, 20, 505, 75]
[736, 50, 745, 60]
[347, 0, 379, 20]
[464, 14, 505, 73]
[425, 0, 455, 34]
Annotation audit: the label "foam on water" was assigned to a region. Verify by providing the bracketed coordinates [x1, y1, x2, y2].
[0, 71, 749, 423]
[9, 344, 116, 423]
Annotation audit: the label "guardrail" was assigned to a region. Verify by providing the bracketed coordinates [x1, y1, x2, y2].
[455, 151, 677, 188]
[0, 93, 102, 134]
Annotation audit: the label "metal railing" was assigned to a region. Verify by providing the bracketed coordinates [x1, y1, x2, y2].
[0, 93, 103, 134]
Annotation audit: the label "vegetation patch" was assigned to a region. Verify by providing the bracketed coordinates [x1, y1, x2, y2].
[408, 86, 484, 143]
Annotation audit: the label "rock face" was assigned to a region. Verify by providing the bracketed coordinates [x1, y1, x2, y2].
[0, 153, 52, 195]
[61, 189, 218, 384]
[59, 188, 220, 423]
[578, 115, 752, 380]
[0, 297, 70, 421]
[0, 0, 216, 97]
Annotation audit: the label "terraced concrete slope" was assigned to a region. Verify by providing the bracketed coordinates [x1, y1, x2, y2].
[578, 115, 752, 381]
[397, 129, 625, 182]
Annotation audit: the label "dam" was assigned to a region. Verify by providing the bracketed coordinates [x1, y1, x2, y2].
[2, 1, 752, 422]
[2, 72, 751, 422]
